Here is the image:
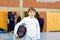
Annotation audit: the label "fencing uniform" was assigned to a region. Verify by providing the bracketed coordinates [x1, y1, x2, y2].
[14, 16, 40, 40]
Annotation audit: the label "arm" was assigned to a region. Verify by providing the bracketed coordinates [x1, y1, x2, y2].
[36, 20, 40, 40]
[14, 18, 25, 38]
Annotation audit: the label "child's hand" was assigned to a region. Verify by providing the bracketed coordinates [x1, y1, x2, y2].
[15, 34, 19, 39]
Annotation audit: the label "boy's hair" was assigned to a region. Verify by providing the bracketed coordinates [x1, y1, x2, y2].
[28, 7, 36, 13]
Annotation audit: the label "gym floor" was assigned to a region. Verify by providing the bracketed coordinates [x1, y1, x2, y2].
[0, 32, 60, 40]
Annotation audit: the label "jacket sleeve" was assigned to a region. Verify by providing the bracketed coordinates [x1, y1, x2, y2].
[14, 18, 25, 35]
[36, 20, 40, 39]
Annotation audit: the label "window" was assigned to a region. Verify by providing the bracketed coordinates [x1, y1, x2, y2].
[37, 0, 56, 2]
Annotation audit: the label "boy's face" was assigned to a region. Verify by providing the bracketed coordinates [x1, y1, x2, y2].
[28, 10, 36, 16]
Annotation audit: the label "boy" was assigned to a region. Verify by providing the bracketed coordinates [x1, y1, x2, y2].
[14, 7, 40, 40]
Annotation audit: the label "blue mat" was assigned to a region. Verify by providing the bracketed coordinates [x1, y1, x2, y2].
[0, 32, 60, 40]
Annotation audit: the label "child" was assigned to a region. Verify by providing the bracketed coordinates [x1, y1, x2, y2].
[14, 7, 40, 40]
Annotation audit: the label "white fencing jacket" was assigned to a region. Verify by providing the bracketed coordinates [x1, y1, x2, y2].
[14, 16, 40, 39]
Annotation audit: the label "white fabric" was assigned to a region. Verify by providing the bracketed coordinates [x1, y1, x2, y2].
[14, 16, 40, 40]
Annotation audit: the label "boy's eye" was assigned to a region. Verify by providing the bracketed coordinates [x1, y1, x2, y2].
[30, 12, 35, 13]
[33, 12, 35, 13]
[30, 12, 32, 13]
